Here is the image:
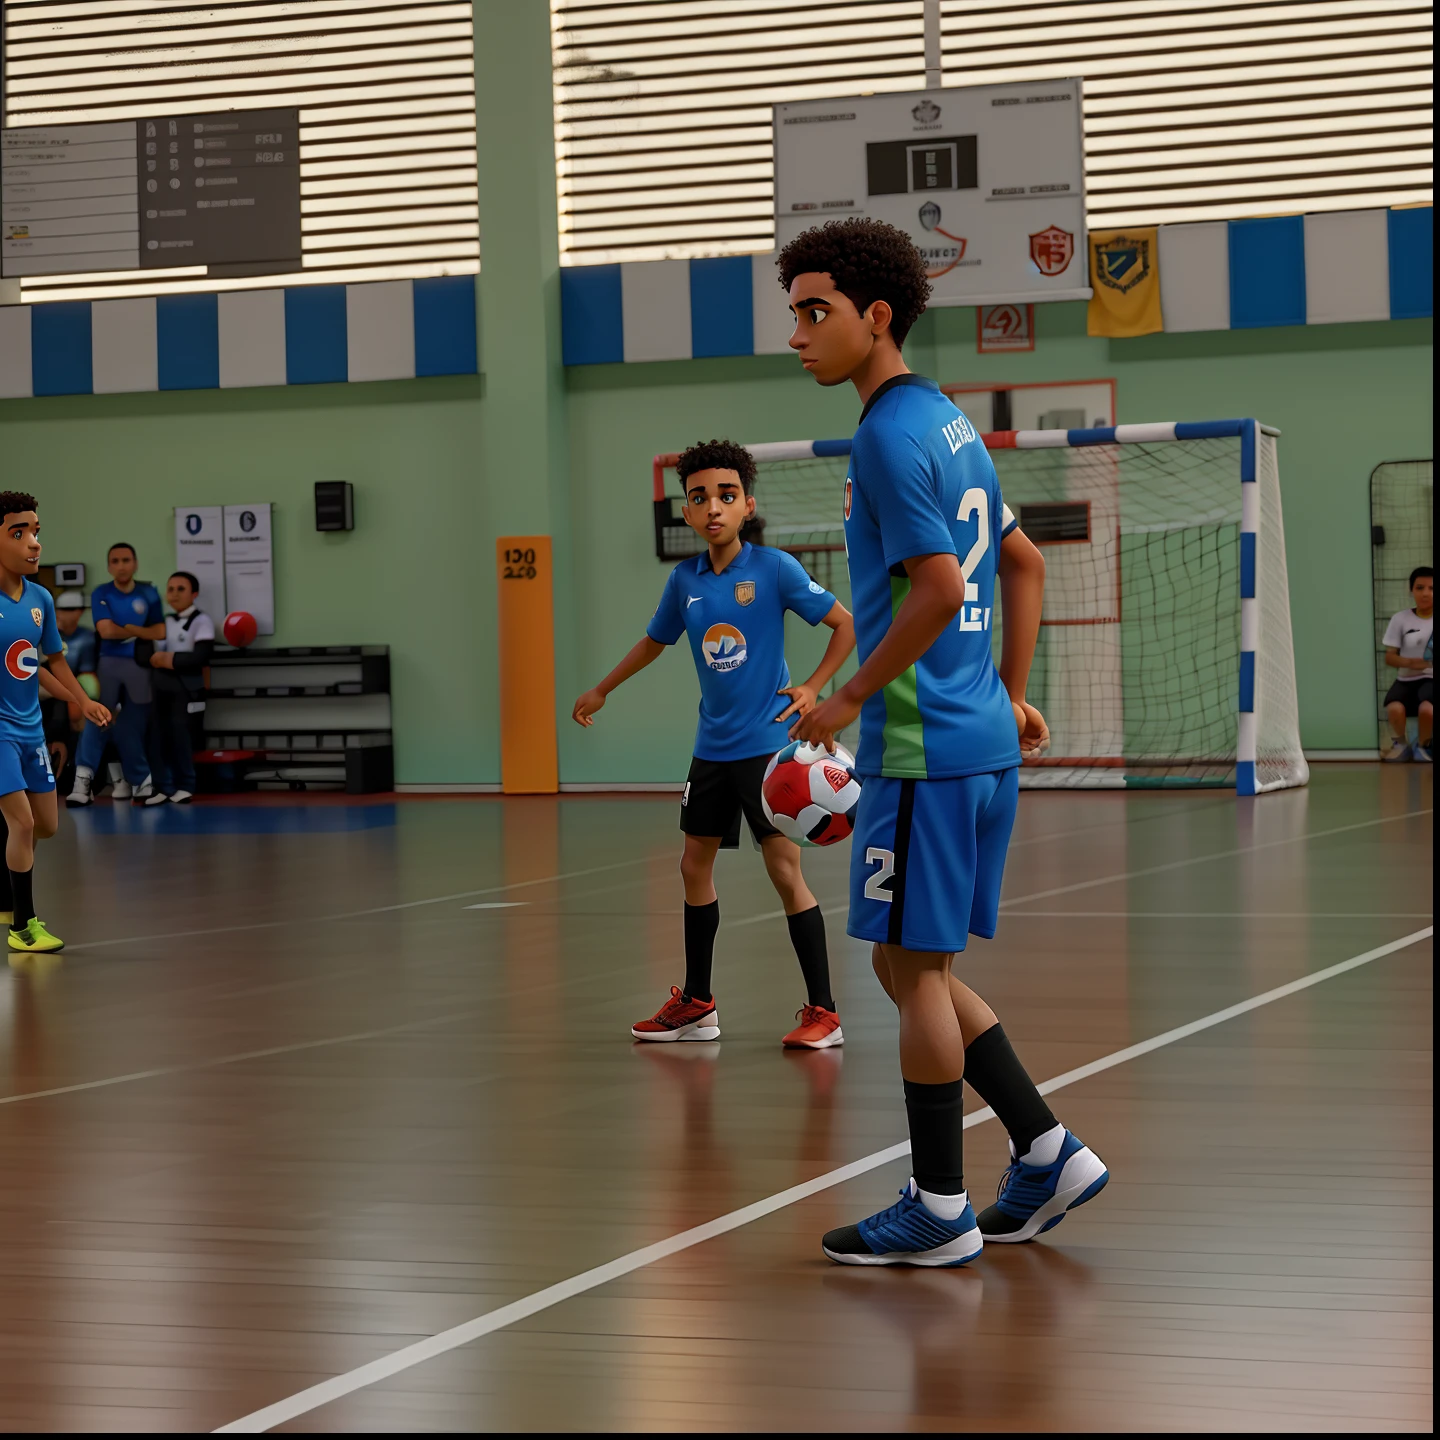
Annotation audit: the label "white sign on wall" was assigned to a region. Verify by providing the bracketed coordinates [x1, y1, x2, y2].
[174, 505, 225, 616]
[222, 502, 274, 635]
[774, 80, 1089, 307]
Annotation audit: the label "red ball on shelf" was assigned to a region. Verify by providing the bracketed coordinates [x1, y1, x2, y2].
[223, 610, 259, 648]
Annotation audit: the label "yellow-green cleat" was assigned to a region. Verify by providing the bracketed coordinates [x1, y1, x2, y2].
[8, 918, 63, 954]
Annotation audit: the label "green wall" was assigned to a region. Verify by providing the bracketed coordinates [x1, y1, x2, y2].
[0, 8, 1430, 783]
[0, 300, 1428, 786]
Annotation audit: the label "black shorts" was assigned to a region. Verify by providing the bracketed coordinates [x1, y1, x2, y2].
[1384, 678, 1433, 715]
[681, 754, 782, 848]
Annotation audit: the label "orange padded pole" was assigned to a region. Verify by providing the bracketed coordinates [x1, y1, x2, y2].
[496, 535, 558, 794]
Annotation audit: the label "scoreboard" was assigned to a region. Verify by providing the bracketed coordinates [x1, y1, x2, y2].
[2, 108, 300, 279]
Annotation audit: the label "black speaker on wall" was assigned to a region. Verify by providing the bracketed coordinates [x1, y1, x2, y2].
[315, 481, 354, 532]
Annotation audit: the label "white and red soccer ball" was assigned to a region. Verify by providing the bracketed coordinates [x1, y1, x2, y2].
[761, 740, 862, 847]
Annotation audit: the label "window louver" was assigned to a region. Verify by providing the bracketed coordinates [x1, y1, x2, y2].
[553, 0, 1432, 265]
[1, 0, 479, 302]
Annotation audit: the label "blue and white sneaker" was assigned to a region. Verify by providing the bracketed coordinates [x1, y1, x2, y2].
[1412, 743, 1432, 764]
[977, 1129, 1109, 1243]
[823, 1180, 983, 1267]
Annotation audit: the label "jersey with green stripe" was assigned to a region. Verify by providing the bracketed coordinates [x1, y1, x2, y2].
[843, 374, 1020, 779]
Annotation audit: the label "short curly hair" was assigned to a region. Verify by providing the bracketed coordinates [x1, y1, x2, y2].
[777, 218, 932, 346]
[0, 491, 37, 523]
[676, 438, 757, 496]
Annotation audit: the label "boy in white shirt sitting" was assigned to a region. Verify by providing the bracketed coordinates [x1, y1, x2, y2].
[142, 571, 215, 803]
[1381, 565, 1433, 763]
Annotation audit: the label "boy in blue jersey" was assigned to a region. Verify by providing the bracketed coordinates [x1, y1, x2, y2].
[0, 493, 113, 953]
[573, 439, 857, 1049]
[782, 219, 1108, 1265]
[66, 542, 164, 807]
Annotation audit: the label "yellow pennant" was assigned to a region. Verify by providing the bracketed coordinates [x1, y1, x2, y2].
[1087, 228, 1163, 337]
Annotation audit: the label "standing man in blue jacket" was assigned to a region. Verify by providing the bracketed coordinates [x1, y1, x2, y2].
[65, 543, 163, 807]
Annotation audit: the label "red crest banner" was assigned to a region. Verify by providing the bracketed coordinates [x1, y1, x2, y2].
[1029, 225, 1075, 277]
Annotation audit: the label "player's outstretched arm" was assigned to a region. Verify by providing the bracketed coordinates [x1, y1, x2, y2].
[572, 635, 667, 726]
[998, 526, 1050, 758]
[776, 601, 856, 722]
[792, 554, 964, 748]
[43, 655, 111, 727]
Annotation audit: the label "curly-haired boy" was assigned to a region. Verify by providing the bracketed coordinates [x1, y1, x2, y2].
[781, 218, 1110, 1266]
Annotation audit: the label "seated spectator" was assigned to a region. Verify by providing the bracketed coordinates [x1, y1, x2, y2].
[1381, 565, 1433, 763]
[143, 571, 214, 805]
[45, 591, 98, 791]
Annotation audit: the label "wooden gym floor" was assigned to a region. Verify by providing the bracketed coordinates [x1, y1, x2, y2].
[0, 764, 1431, 1432]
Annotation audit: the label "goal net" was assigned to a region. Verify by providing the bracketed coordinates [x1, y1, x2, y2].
[653, 421, 1308, 794]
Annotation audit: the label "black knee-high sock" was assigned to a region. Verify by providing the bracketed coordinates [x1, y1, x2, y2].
[9, 867, 34, 929]
[963, 1023, 1057, 1157]
[904, 1077, 966, 1195]
[785, 905, 834, 1010]
[683, 900, 719, 1002]
[0, 865, 12, 912]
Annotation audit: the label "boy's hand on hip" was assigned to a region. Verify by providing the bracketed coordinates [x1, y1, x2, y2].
[572, 688, 606, 726]
[791, 688, 861, 750]
[1014, 700, 1050, 759]
[774, 683, 817, 723]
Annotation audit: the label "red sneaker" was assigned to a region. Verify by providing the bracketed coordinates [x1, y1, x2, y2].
[782, 1004, 844, 1049]
[631, 985, 720, 1043]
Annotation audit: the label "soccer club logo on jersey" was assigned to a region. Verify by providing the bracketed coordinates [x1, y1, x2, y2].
[734, 581, 755, 607]
[5, 639, 38, 680]
[31, 607, 43, 627]
[701, 622, 747, 672]
[843, 478, 853, 521]
[131, 596, 148, 617]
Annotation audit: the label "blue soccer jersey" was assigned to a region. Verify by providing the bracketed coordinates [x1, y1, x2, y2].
[843, 374, 1020, 779]
[647, 543, 836, 762]
[92, 578, 162, 658]
[0, 580, 63, 743]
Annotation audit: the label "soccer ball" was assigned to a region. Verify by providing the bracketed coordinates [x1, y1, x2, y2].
[761, 741, 862, 847]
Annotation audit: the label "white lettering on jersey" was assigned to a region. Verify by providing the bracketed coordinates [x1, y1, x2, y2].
[942, 413, 976, 455]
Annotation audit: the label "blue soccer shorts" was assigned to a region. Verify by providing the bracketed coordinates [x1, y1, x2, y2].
[847, 768, 1019, 954]
[0, 735, 56, 798]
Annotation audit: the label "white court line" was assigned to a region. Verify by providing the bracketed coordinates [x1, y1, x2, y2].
[8, 810, 1426, 1110]
[0, 1007, 492, 1108]
[463, 902, 528, 910]
[213, 925, 1433, 1434]
[1009, 911, 1436, 919]
[728, 809, 1432, 928]
[61, 857, 651, 954]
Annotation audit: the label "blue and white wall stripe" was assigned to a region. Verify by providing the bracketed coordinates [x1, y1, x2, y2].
[0, 275, 477, 399]
[561, 206, 1432, 365]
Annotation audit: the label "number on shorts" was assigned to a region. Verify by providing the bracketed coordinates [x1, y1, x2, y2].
[35, 743, 53, 779]
[863, 846, 895, 902]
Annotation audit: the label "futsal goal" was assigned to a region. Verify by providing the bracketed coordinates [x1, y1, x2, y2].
[652, 419, 1308, 795]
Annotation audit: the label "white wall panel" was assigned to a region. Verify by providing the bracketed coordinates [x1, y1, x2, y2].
[91, 296, 157, 394]
[218, 290, 287, 389]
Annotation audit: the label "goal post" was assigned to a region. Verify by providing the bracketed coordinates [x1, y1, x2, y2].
[652, 419, 1308, 795]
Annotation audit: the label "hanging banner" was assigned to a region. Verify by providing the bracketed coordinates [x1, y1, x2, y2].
[174, 505, 226, 616]
[1086, 228, 1164, 337]
[223, 502, 274, 635]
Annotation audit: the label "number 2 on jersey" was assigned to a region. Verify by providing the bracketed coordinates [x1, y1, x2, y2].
[956, 487, 992, 633]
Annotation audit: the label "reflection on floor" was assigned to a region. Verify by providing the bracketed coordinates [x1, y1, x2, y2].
[0, 765, 1431, 1431]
